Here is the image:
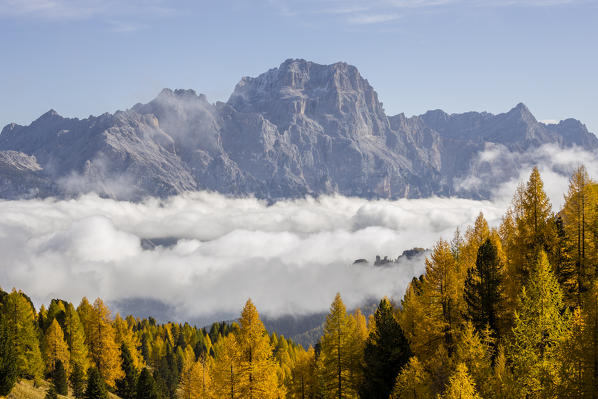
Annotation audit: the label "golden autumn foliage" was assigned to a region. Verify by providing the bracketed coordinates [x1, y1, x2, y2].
[84, 298, 123, 387]
[5, 166, 598, 399]
[42, 319, 70, 375]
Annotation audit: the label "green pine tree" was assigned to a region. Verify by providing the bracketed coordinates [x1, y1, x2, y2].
[71, 363, 86, 399]
[84, 367, 108, 399]
[464, 238, 504, 338]
[116, 343, 138, 399]
[136, 368, 161, 399]
[0, 313, 18, 395]
[52, 360, 68, 396]
[360, 297, 411, 399]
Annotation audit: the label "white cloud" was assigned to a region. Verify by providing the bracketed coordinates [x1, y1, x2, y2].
[0, 0, 172, 22]
[0, 192, 505, 322]
[456, 143, 598, 209]
[540, 119, 560, 125]
[3, 142, 597, 324]
[268, 0, 588, 24]
[347, 13, 401, 24]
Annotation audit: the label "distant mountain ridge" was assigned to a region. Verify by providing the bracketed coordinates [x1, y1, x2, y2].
[1, 59, 596, 201]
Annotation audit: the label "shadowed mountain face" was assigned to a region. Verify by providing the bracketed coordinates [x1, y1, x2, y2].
[1, 59, 596, 201]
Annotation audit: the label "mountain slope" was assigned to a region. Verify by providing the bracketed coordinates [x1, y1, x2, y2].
[1, 59, 595, 201]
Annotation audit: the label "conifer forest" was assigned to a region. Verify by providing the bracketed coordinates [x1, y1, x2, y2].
[2, 165, 598, 399]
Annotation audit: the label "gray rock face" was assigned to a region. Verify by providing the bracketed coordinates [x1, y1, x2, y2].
[1, 59, 596, 201]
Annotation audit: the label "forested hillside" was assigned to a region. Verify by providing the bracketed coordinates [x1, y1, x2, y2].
[1, 165, 598, 398]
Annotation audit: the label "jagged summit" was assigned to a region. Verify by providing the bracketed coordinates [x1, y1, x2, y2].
[0, 59, 596, 201]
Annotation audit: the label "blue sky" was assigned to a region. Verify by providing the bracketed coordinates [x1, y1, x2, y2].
[0, 0, 597, 132]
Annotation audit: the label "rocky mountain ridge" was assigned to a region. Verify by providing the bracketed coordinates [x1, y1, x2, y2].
[1, 59, 596, 201]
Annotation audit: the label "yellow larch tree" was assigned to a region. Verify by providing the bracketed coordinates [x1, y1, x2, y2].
[319, 293, 359, 399]
[389, 356, 433, 399]
[211, 333, 241, 399]
[440, 363, 481, 399]
[114, 314, 144, 370]
[236, 299, 283, 399]
[507, 251, 569, 398]
[43, 319, 70, 375]
[347, 309, 367, 395]
[179, 346, 213, 399]
[2, 289, 44, 381]
[406, 240, 463, 362]
[452, 322, 493, 399]
[561, 165, 598, 305]
[85, 298, 123, 387]
[64, 302, 90, 374]
[288, 346, 317, 399]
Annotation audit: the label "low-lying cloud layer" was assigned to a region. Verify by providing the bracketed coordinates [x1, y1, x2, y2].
[0, 192, 504, 322]
[2, 143, 597, 324]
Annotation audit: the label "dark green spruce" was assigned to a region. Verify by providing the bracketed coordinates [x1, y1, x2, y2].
[464, 238, 504, 337]
[136, 368, 161, 399]
[116, 344, 138, 399]
[359, 297, 411, 399]
[84, 367, 108, 399]
[52, 360, 68, 396]
[0, 313, 17, 395]
[70, 363, 86, 399]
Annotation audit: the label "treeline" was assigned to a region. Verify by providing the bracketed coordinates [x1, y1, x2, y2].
[2, 165, 598, 398]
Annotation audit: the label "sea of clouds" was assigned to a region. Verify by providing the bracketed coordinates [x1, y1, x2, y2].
[1, 143, 597, 323]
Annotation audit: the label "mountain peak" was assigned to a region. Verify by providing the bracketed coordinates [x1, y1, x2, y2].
[507, 102, 536, 124]
[32, 109, 64, 124]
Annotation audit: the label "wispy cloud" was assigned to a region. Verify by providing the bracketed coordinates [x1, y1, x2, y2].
[0, 0, 173, 29]
[268, 0, 589, 25]
[347, 13, 401, 24]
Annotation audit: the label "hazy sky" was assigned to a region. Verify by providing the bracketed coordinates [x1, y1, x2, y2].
[0, 0, 597, 132]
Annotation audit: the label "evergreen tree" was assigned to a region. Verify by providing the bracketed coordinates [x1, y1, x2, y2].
[136, 368, 160, 399]
[116, 343, 138, 399]
[52, 360, 68, 396]
[0, 313, 17, 395]
[85, 367, 108, 399]
[360, 297, 411, 399]
[71, 363, 86, 399]
[464, 238, 504, 338]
